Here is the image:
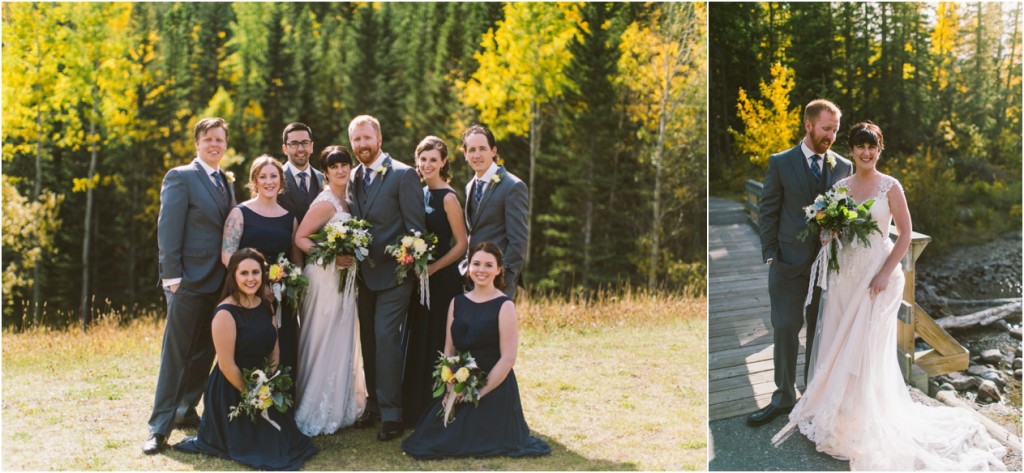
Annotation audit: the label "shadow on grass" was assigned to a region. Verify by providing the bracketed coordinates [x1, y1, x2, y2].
[163, 426, 638, 471]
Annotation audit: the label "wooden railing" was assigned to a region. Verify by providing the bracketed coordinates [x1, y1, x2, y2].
[744, 180, 968, 382]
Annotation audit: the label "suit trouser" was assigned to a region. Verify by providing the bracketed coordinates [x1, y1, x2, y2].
[768, 265, 822, 408]
[357, 277, 414, 423]
[148, 289, 218, 436]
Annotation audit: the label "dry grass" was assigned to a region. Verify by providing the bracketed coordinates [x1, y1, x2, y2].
[2, 291, 707, 471]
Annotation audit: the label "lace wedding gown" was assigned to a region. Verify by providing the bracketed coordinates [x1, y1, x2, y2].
[789, 174, 1007, 471]
[293, 190, 368, 436]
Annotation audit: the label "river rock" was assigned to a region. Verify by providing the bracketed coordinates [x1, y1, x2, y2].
[1011, 327, 1023, 339]
[1016, 369, 1022, 379]
[977, 379, 1001, 402]
[979, 349, 1003, 364]
[939, 383, 956, 392]
[1014, 358, 1022, 370]
[943, 371, 979, 391]
[979, 369, 1007, 388]
[967, 364, 991, 376]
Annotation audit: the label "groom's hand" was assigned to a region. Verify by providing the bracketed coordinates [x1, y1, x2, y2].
[168, 283, 179, 294]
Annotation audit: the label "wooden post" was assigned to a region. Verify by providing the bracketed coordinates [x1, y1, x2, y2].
[894, 229, 931, 382]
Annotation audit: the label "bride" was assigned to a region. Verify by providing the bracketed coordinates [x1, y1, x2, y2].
[789, 121, 1007, 470]
[292, 146, 367, 435]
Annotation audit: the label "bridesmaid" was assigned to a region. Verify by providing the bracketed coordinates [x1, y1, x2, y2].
[402, 136, 468, 428]
[402, 243, 549, 459]
[174, 248, 317, 470]
[221, 155, 302, 396]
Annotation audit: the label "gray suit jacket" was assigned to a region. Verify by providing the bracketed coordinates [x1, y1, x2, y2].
[759, 145, 852, 278]
[347, 154, 426, 291]
[157, 159, 236, 295]
[464, 166, 529, 283]
[278, 165, 324, 225]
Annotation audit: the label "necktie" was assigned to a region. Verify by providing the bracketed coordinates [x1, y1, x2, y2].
[211, 171, 226, 196]
[363, 169, 373, 191]
[297, 171, 308, 195]
[810, 155, 822, 180]
[473, 179, 484, 206]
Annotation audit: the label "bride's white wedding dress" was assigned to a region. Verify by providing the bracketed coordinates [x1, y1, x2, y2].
[294, 190, 367, 436]
[789, 174, 1007, 470]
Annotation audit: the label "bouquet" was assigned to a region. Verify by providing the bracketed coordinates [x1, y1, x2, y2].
[797, 185, 882, 274]
[307, 217, 372, 292]
[227, 358, 294, 430]
[431, 351, 487, 426]
[268, 253, 308, 323]
[385, 230, 437, 307]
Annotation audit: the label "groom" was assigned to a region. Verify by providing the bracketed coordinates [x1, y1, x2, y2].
[346, 115, 425, 441]
[749, 99, 852, 426]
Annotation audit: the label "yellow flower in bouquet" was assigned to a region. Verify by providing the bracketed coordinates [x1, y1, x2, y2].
[441, 365, 454, 383]
[455, 367, 470, 383]
[268, 264, 283, 282]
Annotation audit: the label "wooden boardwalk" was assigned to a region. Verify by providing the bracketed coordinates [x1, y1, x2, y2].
[708, 197, 805, 421]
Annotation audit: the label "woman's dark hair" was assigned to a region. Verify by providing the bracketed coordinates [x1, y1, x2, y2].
[320, 145, 354, 170]
[221, 248, 275, 307]
[414, 135, 452, 183]
[463, 242, 506, 289]
[847, 121, 885, 151]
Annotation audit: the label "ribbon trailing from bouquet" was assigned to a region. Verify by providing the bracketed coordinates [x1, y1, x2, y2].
[261, 408, 282, 431]
[442, 385, 458, 427]
[804, 234, 842, 309]
[271, 283, 283, 328]
[336, 261, 359, 301]
[419, 272, 430, 309]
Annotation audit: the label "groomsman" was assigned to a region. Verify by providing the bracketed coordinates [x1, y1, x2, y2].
[345, 115, 425, 441]
[749, 99, 852, 427]
[461, 124, 529, 299]
[145, 118, 236, 454]
[278, 122, 324, 225]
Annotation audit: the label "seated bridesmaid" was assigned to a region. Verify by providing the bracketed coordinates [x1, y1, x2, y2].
[174, 248, 317, 470]
[402, 242, 550, 459]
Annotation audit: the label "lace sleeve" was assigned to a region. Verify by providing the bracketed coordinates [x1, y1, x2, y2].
[878, 175, 898, 198]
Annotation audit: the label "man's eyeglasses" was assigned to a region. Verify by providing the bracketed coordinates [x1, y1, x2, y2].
[285, 140, 313, 149]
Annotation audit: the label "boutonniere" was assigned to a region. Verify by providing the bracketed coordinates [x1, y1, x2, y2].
[378, 160, 391, 177]
[224, 171, 236, 183]
[490, 174, 502, 185]
[825, 154, 836, 170]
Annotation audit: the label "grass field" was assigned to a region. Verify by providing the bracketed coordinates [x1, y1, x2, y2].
[2, 289, 707, 471]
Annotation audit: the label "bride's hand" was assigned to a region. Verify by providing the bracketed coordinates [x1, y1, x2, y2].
[868, 272, 888, 299]
[819, 231, 831, 246]
[335, 255, 354, 269]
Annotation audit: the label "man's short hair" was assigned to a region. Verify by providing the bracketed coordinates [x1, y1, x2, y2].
[282, 122, 313, 144]
[347, 115, 381, 137]
[194, 117, 228, 143]
[804, 99, 842, 124]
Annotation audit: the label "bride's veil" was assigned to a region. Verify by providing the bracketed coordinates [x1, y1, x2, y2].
[806, 282, 828, 383]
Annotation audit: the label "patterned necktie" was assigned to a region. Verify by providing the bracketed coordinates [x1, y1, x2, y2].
[211, 171, 226, 196]
[363, 169, 373, 191]
[297, 171, 308, 195]
[810, 155, 822, 180]
[473, 179, 484, 207]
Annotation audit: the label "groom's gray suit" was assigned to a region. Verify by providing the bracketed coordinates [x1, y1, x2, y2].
[151, 158, 235, 436]
[759, 143, 851, 408]
[464, 166, 529, 299]
[348, 154, 425, 423]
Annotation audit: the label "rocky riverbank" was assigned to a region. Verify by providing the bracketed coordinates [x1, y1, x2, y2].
[916, 231, 1022, 449]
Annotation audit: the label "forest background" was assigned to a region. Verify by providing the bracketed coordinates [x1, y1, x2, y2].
[2, 2, 707, 330]
[710, 2, 1022, 251]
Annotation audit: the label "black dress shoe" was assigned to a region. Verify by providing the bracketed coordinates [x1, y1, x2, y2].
[353, 411, 379, 429]
[377, 421, 404, 441]
[142, 433, 167, 455]
[746, 404, 793, 427]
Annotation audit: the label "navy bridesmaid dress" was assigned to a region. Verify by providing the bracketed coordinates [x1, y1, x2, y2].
[403, 188, 465, 427]
[401, 295, 550, 459]
[237, 204, 299, 397]
[174, 301, 317, 470]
